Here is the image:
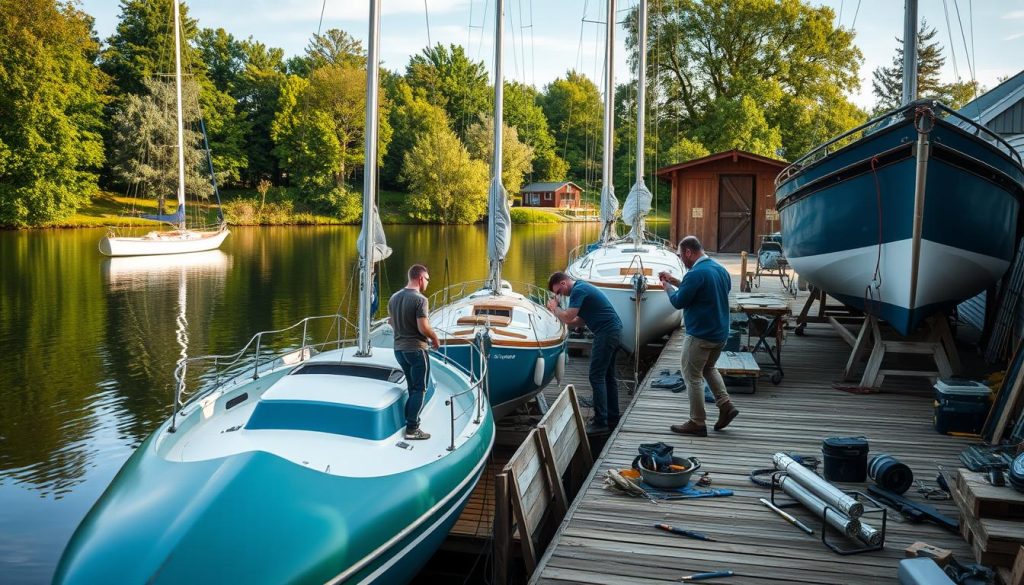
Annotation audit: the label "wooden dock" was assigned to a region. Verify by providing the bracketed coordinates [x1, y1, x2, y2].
[529, 265, 984, 584]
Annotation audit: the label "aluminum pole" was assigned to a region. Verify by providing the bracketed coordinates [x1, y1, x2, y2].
[357, 0, 381, 357]
[901, 0, 918, 105]
[774, 453, 864, 518]
[779, 476, 861, 538]
[172, 0, 187, 229]
[487, 0, 505, 291]
[600, 0, 617, 242]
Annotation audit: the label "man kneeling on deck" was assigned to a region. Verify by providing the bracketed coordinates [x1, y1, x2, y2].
[659, 236, 739, 437]
[547, 271, 623, 434]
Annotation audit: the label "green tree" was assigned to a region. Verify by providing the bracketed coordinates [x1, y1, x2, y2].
[402, 126, 488, 224]
[406, 44, 490, 138]
[235, 39, 286, 184]
[382, 79, 450, 188]
[197, 27, 245, 93]
[504, 81, 567, 181]
[871, 20, 979, 112]
[629, 0, 864, 161]
[271, 67, 392, 204]
[539, 70, 603, 186]
[287, 29, 366, 77]
[100, 0, 202, 97]
[108, 78, 211, 214]
[464, 115, 534, 196]
[0, 0, 108, 226]
[666, 137, 710, 164]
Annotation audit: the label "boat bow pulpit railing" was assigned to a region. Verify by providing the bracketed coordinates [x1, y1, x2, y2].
[776, 101, 1023, 187]
[170, 314, 489, 452]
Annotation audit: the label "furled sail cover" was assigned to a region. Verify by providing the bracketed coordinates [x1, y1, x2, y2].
[356, 205, 392, 263]
[487, 176, 511, 269]
[599, 183, 619, 226]
[622, 179, 652, 228]
[142, 204, 186, 225]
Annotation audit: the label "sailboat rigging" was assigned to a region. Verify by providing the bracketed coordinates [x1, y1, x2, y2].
[565, 0, 685, 360]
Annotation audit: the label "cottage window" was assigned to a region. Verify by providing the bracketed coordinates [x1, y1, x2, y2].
[544, 192, 553, 201]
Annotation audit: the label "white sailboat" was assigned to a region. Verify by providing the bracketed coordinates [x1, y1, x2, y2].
[565, 0, 684, 355]
[98, 0, 228, 257]
[378, 0, 568, 419]
[55, 3, 494, 583]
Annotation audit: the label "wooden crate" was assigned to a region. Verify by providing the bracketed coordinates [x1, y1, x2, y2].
[955, 469, 1024, 519]
[952, 470, 1024, 567]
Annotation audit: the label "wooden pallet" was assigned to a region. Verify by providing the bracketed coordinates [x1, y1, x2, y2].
[952, 469, 1024, 568]
[955, 469, 1024, 519]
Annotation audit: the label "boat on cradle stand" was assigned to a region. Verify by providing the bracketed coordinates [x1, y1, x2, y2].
[775, 0, 1024, 336]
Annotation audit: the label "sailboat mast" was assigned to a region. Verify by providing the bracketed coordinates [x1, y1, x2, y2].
[172, 0, 186, 230]
[487, 0, 505, 290]
[901, 0, 918, 105]
[632, 0, 648, 244]
[357, 0, 382, 356]
[600, 0, 617, 243]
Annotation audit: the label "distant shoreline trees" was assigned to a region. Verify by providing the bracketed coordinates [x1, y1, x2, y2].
[0, 0, 986, 228]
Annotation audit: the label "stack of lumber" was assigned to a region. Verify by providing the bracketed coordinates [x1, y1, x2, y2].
[950, 468, 1024, 582]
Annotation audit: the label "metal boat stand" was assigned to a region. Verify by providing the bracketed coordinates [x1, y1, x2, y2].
[842, 313, 962, 389]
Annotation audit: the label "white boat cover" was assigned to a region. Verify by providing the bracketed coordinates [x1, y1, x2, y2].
[623, 179, 652, 235]
[487, 176, 511, 283]
[599, 183, 619, 227]
[356, 204, 392, 263]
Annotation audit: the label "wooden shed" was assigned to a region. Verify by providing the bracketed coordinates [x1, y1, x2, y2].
[656, 149, 789, 253]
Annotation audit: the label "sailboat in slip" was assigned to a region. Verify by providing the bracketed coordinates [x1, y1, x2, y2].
[98, 0, 227, 257]
[55, 2, 494, 583]
[565, 0, 684, 355]
[375, 0, 568, 419]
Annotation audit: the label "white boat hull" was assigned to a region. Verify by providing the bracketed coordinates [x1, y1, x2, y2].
[98, 227, 229, 257]
[567, 241, 684, 354]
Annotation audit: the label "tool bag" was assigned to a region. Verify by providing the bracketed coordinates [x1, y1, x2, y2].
[632, 442, 674, 472]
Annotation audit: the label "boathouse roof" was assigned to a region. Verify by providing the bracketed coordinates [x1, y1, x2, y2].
[958, 69, 1024, 134]
[520, 181, 582, 193]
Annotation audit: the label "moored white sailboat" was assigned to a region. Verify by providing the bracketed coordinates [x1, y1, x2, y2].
[55, 3, 494, 584]
[565, 0, 684, 355]
[98, 0, 227, 257]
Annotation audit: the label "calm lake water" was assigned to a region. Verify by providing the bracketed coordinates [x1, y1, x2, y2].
[0, 223, 668, 583]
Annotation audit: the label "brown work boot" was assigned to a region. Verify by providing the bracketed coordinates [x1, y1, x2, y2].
[670, 421, 708, 437]
[714, 401, 740, 431]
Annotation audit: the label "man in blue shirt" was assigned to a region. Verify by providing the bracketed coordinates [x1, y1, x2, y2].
[658, 236, 739, 437]
[547, 271, 623, 433]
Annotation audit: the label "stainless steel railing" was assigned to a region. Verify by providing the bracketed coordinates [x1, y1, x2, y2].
[168, 314, 490, 451]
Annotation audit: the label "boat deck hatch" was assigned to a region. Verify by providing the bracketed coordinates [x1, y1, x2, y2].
[292, 363, 403, 383]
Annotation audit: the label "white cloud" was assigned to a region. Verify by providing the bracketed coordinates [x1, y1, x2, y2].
[1005, 32, 1024, 41]
[1003, 10, 1024, 20]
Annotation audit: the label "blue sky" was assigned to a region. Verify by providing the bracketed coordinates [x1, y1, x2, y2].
[78, 0, 1024, 109]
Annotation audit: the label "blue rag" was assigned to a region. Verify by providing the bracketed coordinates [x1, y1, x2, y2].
[640, 481, 734, 499]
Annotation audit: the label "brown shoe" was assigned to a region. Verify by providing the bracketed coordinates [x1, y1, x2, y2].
[714, 401, 739, 431]
[670, 421, 708, 437]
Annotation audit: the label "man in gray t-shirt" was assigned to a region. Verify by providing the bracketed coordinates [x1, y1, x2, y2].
[387, 264, 441, 440]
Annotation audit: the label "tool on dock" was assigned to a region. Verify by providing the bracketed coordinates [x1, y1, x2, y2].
[759, 497, 813, 535]
[866, 486, 958, 533]
[655, 523, 716, 542]
[679, 570, 734, 581]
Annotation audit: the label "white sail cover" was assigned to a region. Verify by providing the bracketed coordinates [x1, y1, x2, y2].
[599, 184, 619, 224]
[356, 205, 392, 263]
[487, 176, 511, 269]
[623, 180, 652, 227]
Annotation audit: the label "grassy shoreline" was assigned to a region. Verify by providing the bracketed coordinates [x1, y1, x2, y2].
[18, 190, 670, 230]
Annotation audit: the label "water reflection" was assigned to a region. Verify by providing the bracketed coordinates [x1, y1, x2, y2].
[0, 222, 662, 583]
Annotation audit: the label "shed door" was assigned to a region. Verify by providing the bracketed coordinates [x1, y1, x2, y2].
[718, 175, 755, 253]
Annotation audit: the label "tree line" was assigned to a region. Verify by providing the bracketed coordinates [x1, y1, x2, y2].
[0, 0, 980, 228]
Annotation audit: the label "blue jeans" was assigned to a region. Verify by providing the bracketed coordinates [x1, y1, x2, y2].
[395, 349, 430, 431]
[589, 329, 621, 425]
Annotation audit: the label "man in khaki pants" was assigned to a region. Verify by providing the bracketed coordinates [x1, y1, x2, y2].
[658, 236, 739, 437]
